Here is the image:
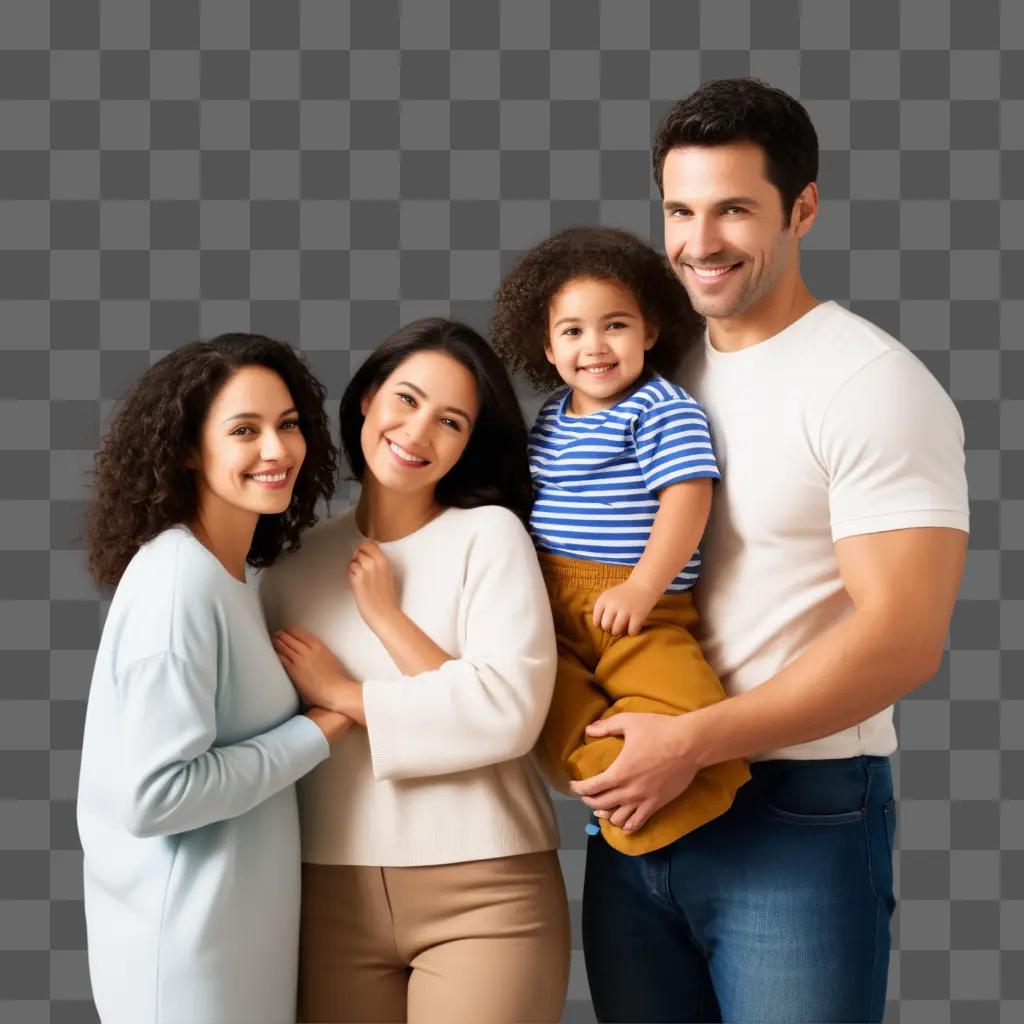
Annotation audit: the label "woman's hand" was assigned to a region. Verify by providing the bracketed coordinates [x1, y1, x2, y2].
[304, 706, 353, 744]
[348, 541, 400, 632]
[593, 578, 661, 636]
[274, 626, 350, 709]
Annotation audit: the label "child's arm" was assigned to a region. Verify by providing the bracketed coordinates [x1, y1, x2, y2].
[593, 478, 713, 636]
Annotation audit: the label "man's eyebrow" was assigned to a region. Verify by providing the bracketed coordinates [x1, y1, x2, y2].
[662, 196, 761, 209]
[395, 382, 472, 423]
[221, 406, 298, 425]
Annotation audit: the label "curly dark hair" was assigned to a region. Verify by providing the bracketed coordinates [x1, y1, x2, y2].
[490, 226, 703, 393]
[339, 318, 534, 524]
[652, 78, 819, 217]
[86, 333, 338, 587]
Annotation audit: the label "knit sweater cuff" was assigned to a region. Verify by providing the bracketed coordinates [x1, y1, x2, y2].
[362, 676, 407, 781]
[281, 712, 332, 770]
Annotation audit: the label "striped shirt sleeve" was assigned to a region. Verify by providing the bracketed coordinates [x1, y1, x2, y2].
[632, 391, 721, 494]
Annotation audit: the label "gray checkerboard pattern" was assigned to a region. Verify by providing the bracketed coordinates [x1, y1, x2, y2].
[0, 1, 1020, 1021]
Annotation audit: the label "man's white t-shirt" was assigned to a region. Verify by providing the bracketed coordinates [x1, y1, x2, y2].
[678, 300, 969, 761]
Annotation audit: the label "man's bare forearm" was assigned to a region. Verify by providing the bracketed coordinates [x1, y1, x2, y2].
[683, 526, 967, 768]
[682, 606, 941, 769]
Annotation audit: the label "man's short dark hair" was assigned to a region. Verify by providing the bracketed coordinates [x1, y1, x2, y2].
[652, 78, 819, 217]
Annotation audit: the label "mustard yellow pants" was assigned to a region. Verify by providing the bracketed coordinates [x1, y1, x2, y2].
[537, 552, 750, 855]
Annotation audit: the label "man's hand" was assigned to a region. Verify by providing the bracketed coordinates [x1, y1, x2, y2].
[593, 579, 661, 636]
[569, 712, 699, 832]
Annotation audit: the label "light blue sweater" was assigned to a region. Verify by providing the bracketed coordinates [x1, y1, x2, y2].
[77, 527, 330, 1024]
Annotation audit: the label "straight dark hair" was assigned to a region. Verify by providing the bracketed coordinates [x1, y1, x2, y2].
[339, 318, 534, 524]
[652, 78, 819, 217]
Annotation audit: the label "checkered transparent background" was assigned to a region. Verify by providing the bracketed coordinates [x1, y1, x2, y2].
[1, 1, 1021, 1021]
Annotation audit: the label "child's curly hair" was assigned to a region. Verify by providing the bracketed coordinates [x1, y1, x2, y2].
[490, 226, 703, 392]
[86, 334, 337, 587]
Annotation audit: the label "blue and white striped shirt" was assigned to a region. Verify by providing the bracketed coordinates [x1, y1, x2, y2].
[528, 375, 720, 592]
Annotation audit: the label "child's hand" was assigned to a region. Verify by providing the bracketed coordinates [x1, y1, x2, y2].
[348, 541, 400, 633]
[274, 626, 351, 708]
[593, 579, 661, 636]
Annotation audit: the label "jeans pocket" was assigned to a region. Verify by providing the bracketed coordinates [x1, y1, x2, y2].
[751, 761, 868, 825]
[869, 798, 897, 911]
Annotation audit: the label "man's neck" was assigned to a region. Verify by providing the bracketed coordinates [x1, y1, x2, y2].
[707, 279, 820, 353]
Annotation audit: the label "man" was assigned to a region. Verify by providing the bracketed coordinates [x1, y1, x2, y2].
[572, 78, 968, 1023]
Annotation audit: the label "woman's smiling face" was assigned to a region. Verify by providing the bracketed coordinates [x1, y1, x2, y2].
[358, 349, 480, 499]
[191, 364, 307, 520]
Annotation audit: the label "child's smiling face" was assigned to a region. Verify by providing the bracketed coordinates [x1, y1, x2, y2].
[544, 277, 657, 416]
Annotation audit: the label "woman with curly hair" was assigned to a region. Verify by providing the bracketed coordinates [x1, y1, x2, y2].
[490, 226, 749, 856]
[77, 334, 349, 1024]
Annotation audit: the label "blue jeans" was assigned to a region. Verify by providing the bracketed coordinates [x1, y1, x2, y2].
[582, 756, 896, 1023]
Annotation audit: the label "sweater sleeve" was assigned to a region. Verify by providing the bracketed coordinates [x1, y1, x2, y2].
[114, 651, 329, 838]
[362, 512, 558, 782]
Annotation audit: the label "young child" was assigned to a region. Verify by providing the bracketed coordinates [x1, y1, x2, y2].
[491, 226, 749, 855]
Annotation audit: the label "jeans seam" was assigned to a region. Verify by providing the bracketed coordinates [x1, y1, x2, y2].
[869, 883, 885, 1022]
[864, 763, 886, 1022]
[863, 767, 882, 905]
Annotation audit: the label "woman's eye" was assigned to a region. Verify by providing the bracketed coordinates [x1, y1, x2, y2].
[230, 425, 255, 436]
[280, 419, 300, 431]
[397, 392, 415, 406]
[441, 417, 461, 431]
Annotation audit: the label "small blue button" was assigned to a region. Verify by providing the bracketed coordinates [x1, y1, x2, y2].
[585, 822, 601, 836]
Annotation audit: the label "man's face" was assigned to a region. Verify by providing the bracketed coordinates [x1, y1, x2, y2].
[661, 142, 799, 321]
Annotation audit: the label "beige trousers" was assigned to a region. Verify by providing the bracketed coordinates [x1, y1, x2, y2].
[298, 850, 570, 1024]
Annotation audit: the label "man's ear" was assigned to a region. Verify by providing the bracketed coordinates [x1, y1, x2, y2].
[791, 181, 819, 240]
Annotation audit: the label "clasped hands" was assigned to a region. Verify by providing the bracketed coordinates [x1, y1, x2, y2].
[274, 540, 399, 729]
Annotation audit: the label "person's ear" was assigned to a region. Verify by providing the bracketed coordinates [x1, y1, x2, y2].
[184, 448, 199, 470]
[359, 386, 377, 416]
[791, 182, 819, 240]
[543, 342, 556, 365]
[643, 323, 659, 351]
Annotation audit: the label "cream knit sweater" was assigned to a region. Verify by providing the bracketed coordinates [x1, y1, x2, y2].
[259, 504, 561, 866]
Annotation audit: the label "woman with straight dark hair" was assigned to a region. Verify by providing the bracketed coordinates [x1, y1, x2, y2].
[260, 318, 570, 1024]
[78, 334, 351, 1024]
